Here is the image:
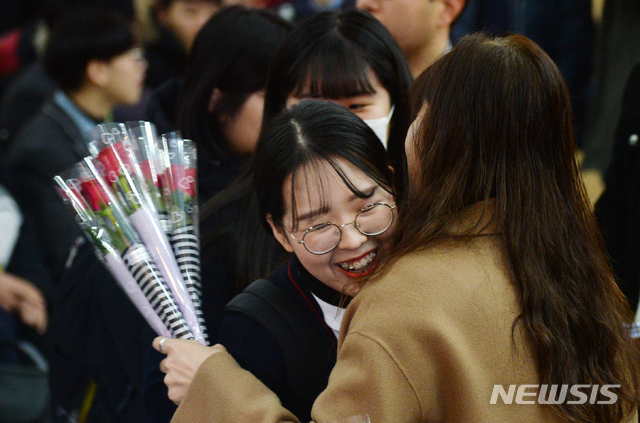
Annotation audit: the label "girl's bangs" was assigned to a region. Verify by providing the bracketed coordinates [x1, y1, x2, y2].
[289, 41, 376, 99]
[288, 156, 382, 231]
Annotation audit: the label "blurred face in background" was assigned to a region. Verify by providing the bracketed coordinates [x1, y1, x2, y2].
[220, 90, 266, 156]
[157, 0, 219, 51]
[101, 47, 148, 106]
[357, 0, 444, 57]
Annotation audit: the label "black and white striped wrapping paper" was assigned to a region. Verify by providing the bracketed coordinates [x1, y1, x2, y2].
[123, 243, 193, 340]
[169, 224, 208, 343]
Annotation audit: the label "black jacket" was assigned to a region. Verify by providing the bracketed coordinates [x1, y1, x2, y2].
[49, 239, 147, 423]
[595, 63, 640, 312]
[2, 98, 89, 284]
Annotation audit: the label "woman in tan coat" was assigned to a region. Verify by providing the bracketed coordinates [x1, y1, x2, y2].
[154, 33, 640, 423]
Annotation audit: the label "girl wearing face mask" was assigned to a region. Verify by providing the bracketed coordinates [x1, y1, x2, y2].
[155, 100, 397, 421]
[265, 9, 413, 196]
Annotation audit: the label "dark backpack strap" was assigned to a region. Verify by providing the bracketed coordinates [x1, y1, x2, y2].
[226, 279, 329, 401]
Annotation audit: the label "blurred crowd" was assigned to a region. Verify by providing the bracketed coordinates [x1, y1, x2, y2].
[1, 0, 639, 422]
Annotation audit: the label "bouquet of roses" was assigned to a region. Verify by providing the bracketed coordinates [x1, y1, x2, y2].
[124, 123, 208, 342]
[54, 160, 192, 340]
[55, 122, 208, 344]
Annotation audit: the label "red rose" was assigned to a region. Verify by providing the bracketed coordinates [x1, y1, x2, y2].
[170, 164, 196, 198]
[80, 179, 109, 212]
[158, 172, 170, 198]
[140, 160, 160, 188]
[96, 142, 135, 184]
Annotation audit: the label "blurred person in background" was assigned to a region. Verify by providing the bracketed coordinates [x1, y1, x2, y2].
[3, 8, 146, 286]
[0, 183, 50, 423]
[0, 0, 136, 152]
[1, 10, 148, 422]
[357, 0, 466, 77]
[136, 0, 220, 89]
[0, 184, 47, 337]
[580, 0, 640, 202]
[595, 62, 640, 318]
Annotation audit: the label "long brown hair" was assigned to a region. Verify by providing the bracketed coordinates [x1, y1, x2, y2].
[380, 33, 640, 422]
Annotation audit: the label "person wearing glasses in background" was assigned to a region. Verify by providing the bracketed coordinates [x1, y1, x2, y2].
[154, 100, 397, 422]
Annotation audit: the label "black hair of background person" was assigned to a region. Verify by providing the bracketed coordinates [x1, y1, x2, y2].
[263, 8, 413, 200]
[595, 62, 640, 314]
[0, 0, 43, 34]
[0, 0, 134, 72]
[175, 5, 294, 171]
[43, 9, 136, 93]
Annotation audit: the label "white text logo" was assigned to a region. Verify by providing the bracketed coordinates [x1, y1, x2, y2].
[490, 384, 619, 405]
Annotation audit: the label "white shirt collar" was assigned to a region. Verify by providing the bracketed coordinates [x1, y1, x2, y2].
[312, 293, 345, 339]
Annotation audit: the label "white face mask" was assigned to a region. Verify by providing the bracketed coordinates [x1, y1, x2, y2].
[363, 105, 395, 150]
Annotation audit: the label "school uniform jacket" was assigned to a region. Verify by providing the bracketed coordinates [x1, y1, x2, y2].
[218, 256, 339, 423]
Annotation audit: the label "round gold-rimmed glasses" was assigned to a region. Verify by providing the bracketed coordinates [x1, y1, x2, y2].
[288, 202, 396, 255]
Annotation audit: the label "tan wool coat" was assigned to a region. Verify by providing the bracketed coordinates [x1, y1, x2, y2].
[172, 235, 637, 423]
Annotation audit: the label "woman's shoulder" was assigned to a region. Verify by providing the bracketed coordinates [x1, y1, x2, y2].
[372, 237, 507, 298]
[345, 236, 515, 335]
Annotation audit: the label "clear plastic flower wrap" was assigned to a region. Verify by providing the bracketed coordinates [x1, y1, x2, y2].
[157, 131, 207, 343]
[85, 122, 206, 344]
[54, 159, 192, 340]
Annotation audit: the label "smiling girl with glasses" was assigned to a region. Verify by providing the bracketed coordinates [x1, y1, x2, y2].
[154, 100, 396, 420]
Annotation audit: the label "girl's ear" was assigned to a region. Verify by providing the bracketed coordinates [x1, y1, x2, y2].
[86, 59, 109, 87]
[266, 213, 294, 253]
[441, 0, 465, 26]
